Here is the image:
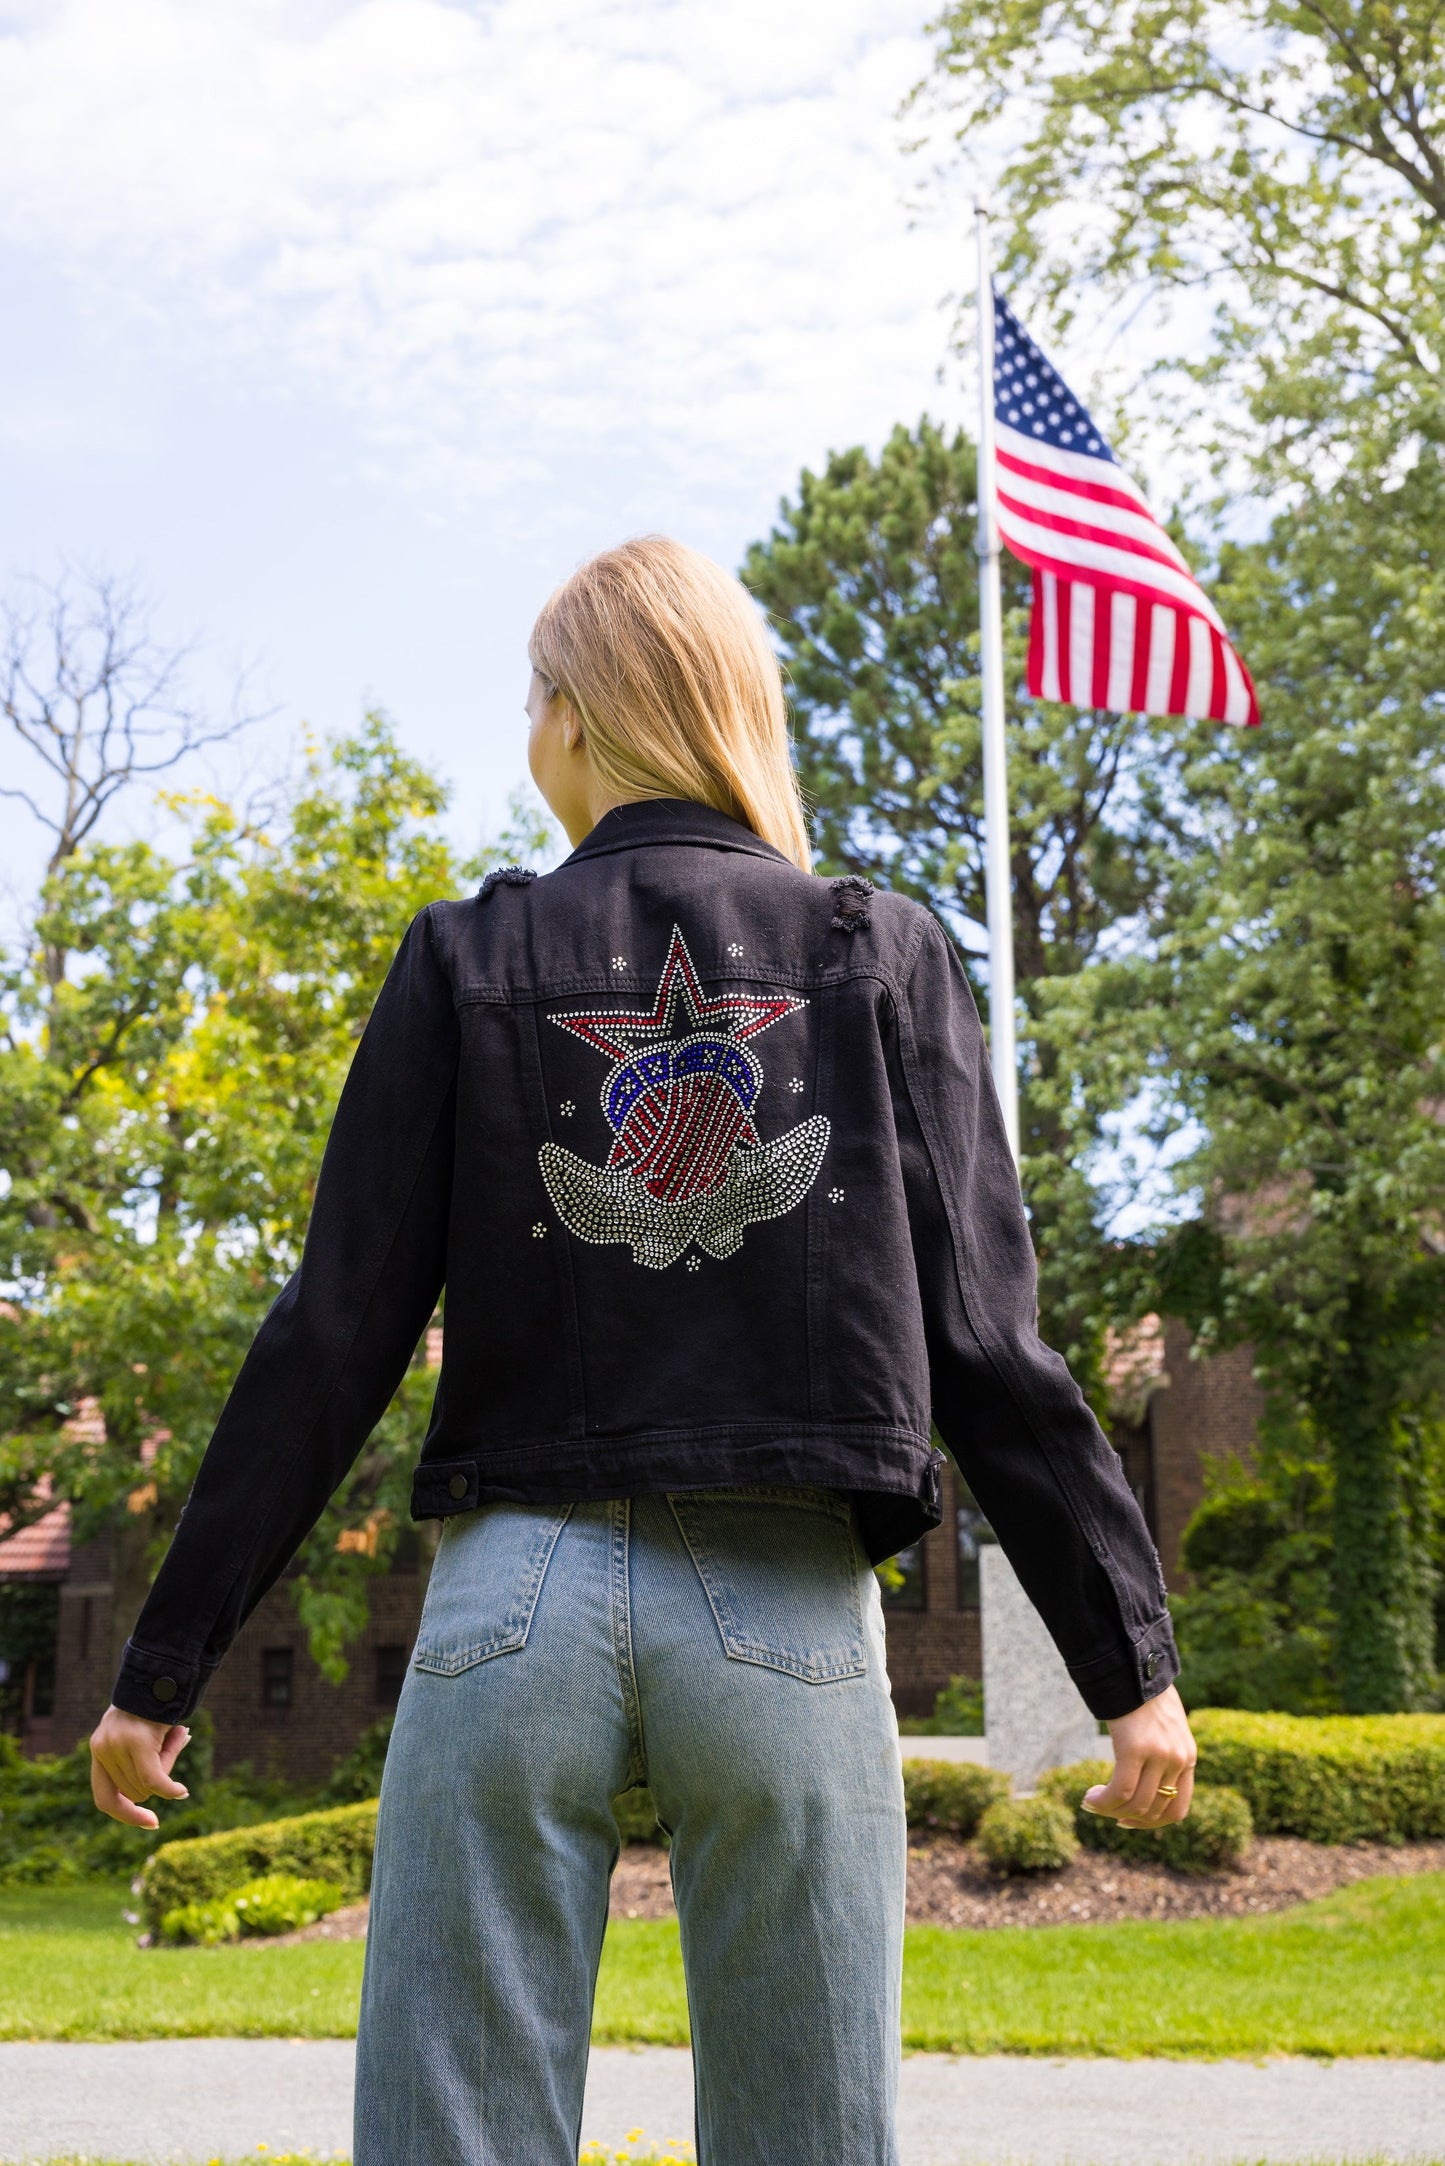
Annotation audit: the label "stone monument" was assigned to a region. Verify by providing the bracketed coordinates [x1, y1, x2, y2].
[980, 1544, 1104, 1791]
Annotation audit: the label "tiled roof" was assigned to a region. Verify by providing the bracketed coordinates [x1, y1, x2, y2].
[0, 1399, 104, 1581]
[0, 1497, 72, 1580]
[1102, 1313, 1168, 1424]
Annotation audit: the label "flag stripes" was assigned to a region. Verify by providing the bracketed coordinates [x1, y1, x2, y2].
[992, 292, 1258, 727]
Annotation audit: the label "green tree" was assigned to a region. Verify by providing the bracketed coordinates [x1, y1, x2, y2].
[0, 717, 468, 1681]
[919, 0, 1445, 1710]
[741, 418, 1186, 1379]
[1042, 473, 1445, 1708]
[918, 0, 1444, 485]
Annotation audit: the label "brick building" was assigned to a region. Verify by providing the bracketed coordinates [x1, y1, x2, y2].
[0, 1318, 1262, 1776]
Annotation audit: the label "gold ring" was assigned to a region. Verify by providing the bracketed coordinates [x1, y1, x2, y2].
[1157, 1784, 1179, 1798]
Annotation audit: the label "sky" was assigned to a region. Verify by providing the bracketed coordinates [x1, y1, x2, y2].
[0, 0, 983, 893]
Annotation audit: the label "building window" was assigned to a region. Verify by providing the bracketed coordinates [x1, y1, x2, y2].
[879, 1541, 926, 1610]
[261, 1646, 294, 1710]
[374, 1644, 408, 1707]
[956, 1500, 993, 1607]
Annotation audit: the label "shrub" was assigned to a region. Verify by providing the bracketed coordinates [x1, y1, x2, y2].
[612, 1787, 665, 1843]
[140, 1799, 377, 1933]
[1038, 1758, 1253, 1872]
[898, 1674, 984, 1736]
[977, 1795, 1078, 1873]
[0, 1725, 303, 1885]
[232, 1872, 345, 1936]
[902, 1758, 1009, 1836]
[1173, 1464, 1339, 1715]
[1155, 1786, 1253, 1874]
[325, 1718, 393, 1803]
[160, 1871, 345, 1947]
[1192, 1709, 1445, 1843]
[159, 1894, 241, 1946]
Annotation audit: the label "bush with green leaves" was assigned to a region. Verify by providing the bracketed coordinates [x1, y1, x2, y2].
[1172, 1465, 1339, 1716]
[158, 1893, 242, 1947]
[898, 1675, 984, 1737]
[323, 1718, 393, 1804]
[158, 1871, 344, 1945]
[977, 1795, 1079, 1874]
[233, 1872, 346, 1936]
[611, 1787, 665, 1843]
[1038, 1758, 1253, 1873]
[902, 1757, 1009, 1836]
[0, 1728, 296, 1887]
[139, 1800, 377, 1933]
[1192, 1709, 1445, 1843]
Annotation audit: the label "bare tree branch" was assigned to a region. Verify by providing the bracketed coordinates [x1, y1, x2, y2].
[0, 567, 268, 887]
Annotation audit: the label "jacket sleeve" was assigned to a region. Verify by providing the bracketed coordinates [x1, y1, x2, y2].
[111, 908, 460, 1723]
[887, 914, 1178, 1720]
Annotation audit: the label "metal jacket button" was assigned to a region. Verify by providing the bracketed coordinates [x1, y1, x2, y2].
[151, 1676, 178, 1703]
[448, 1473, 468, 1500]
[1144, 1652, 1159, 1681]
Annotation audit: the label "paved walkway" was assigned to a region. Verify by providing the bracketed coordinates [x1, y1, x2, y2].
[1, 2040, 1443, 2162]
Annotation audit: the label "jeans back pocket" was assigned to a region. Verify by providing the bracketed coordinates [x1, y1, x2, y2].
[412, 1502, 573, 1676]
[668, 1487, 867, 1683]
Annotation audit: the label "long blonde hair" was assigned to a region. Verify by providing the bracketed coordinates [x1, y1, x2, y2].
[528, 535, 811, 871]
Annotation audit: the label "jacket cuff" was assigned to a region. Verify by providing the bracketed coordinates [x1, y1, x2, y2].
[1068, 1615, 1179, 1722]
[110, 1639, 209, 1724]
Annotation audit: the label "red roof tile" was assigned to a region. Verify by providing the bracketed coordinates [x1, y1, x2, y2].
[0, 1497, 72, 1579]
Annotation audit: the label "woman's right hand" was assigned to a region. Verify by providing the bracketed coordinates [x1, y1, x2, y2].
[90, 1706, 192, 1829]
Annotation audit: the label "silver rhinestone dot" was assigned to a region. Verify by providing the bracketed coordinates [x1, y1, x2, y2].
[828, 1187, 845, 1203]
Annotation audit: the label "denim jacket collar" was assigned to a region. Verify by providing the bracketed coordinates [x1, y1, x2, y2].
[563, 797, 790, 869]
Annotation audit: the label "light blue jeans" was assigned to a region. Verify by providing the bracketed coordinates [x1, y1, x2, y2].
[354, 1489, 906, 2166]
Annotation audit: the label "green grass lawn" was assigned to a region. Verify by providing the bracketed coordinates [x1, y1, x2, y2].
[3, 1874, 1443, 2056]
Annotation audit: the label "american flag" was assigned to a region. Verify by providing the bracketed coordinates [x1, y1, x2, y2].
[992, 289, 1258, 726]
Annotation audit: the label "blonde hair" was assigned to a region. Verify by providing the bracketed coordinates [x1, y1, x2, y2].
[528, 535, 811, 871]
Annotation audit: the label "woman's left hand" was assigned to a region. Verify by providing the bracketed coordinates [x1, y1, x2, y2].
[1083, 1683, 1196, 1829]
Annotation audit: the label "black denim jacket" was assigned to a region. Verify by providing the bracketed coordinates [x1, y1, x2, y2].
[112, 799, 1178, 1724]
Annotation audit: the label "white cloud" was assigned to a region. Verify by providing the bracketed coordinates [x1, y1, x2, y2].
[0, 0, 966, 512]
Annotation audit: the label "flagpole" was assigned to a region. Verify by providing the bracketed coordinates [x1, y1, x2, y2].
[973, 199, 1020, 1163]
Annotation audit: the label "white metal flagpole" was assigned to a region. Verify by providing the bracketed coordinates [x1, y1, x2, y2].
[973, 199, 1020, 1162]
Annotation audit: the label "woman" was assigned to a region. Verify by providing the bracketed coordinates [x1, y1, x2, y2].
[92, 536, 1195, 2166]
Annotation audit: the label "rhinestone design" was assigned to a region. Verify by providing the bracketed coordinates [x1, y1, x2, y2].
[611, 955, 627, 971]
[538, 924, 830, 1270]
[726, 942, 744, 957]
[828, 1187, 845, 1203]
[531, 1222, 547, 1238]
[559, 1100, 576, 1117]
[787, 1077, 805, 1094]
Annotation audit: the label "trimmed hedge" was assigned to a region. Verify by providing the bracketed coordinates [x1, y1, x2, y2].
[977, 1795, 1078, 1874]
[1038, 1759, 1253, 1873]
[140, 1800, 377, 1933]
[902, 1758, 1010, 1837]
[1192, 1709, 1445, 1844]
